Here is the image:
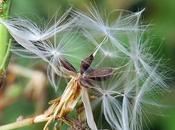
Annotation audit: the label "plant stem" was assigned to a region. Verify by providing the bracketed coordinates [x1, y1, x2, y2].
[0, 0, 11, 87]
[0, 113, 75, 130]
[0, 118, 35, 130]
[0, 0, 11, 77]
[0, 114, 52, 130]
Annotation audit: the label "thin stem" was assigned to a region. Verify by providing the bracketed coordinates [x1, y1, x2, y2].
[0, 115, 47, 130]
[0, 103, 75, 130]
[0, 118, 35, 130]
[0, 114, 70, 130]
[0, 0, 11, 75]
[0, 39, 11, 70]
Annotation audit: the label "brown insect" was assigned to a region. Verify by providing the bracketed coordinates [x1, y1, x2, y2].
[41, 53, 115, 130]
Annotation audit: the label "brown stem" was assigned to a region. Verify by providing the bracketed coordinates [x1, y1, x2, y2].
[0, 111, 75, 130]
[0, 114, 50, 130]
[0, 117, 35, 130]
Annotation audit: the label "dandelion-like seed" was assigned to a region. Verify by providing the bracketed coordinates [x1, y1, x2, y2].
[39, 48, 116, 130]
[0, 5, 169, 130]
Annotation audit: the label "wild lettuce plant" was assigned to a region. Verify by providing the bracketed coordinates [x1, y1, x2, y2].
[0, 5, 168, 130]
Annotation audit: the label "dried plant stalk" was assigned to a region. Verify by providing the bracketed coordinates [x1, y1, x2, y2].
[0, 113, 72, 130]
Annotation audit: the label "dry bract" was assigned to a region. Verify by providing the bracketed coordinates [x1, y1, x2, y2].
[41, 53, 115, 129]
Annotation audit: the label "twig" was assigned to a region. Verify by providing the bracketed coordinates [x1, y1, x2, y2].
[0, 114, 49, 130]
[0, 113, 74, 130]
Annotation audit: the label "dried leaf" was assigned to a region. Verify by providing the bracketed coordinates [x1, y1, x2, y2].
[85, 68, 115, 81]
[60, 58, 77, 73]
[80, 54, 94, 74]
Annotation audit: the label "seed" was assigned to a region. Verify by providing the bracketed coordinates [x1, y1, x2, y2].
[80, 54, 94, 74]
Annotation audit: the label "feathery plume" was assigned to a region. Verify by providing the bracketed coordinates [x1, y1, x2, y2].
[0, 6, 168, 130]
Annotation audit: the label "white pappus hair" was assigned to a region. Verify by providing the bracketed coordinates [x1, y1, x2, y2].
[0, 6, 168, 130]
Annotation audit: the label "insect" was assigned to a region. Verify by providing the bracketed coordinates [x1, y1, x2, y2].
[40, 51, 116, 130]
